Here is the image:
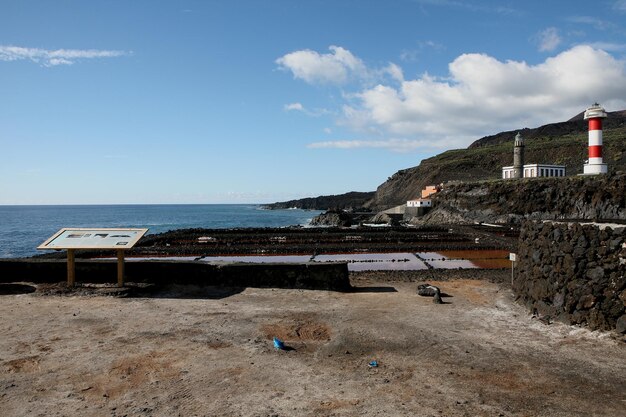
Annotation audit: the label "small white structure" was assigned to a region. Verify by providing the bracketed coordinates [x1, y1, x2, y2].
[407, 199, 432, 208]
[502, 164, 565, 179]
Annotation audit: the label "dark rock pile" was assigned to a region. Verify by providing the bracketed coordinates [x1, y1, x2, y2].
[514, 220, 626, 332]
[309, 210, 354, 227]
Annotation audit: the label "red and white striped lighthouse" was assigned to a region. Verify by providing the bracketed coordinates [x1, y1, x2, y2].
[583, 103, 608, 175]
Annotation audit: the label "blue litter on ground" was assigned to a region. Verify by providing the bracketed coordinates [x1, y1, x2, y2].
[273, 337, 285, 350]
[368, 360, 378, 368]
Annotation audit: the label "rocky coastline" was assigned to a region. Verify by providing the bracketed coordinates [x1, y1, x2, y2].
[261, 191, 374, 211]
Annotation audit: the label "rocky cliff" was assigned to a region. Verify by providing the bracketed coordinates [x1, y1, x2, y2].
[417, 172, 626, 225]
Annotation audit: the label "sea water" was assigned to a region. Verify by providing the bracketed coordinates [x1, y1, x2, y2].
[0, 205, 321, 258]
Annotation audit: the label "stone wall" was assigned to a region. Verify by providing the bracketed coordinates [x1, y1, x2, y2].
[513, 220, 626, 332]
[404, 206, 431, 220]
[0, 259, 351, 292]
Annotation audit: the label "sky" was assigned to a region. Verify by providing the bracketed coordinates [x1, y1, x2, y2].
[1, 0, 626, 205]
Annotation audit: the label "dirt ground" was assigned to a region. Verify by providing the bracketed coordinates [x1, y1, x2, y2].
[1, 272, 625, 417]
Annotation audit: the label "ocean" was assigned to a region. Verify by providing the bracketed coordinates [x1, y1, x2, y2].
[0, 205, 322, 258]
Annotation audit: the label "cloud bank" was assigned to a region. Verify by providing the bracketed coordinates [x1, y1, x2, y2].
[276, 45, 368, 85]
[278, 45, 626, 152]
[0, 45, 129, 66]
[307, 138, 435, 153]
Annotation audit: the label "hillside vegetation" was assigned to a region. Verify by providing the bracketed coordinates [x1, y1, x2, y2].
[365, 111, 626, 210]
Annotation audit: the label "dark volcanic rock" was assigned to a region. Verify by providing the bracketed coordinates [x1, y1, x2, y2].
[514, 220, 626, 331]
[433, 291, 443, 304]
[616, 315, 626, 334]
[417, 283, 441, 297]
[369, 212, 400, 226]
[263, 191, 375, 211]
[416, 172, 626, 225]
[310, 210, 353, 227]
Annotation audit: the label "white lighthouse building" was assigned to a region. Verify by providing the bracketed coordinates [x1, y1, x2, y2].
[502, 132, 566, 179]
[583, 103, 608, 175]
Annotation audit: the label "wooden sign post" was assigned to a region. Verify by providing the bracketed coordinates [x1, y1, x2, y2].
[117, 249, 125, 287]
[38, 228, 148, 287]
[67, 249, 76, 287]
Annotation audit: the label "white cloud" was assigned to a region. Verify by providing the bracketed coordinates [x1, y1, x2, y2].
[581, 42, 626, 52]
[283, 102, 330, 117]
[284, 102, 304, 111]
[419, 40, 445, 50]
[278, 45, 626, 153]
[339, 45, 626, 150]
[384, 63, 405, 83]
[276, 45, 367, 85]
[307, 138, 449, 153]
[400, 40, 446, 62]
[0, 45, 129, 67]
[277, 46, 410, 87]
[537, 27, 561, 52]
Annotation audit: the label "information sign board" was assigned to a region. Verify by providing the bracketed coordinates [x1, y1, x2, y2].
[37, 228, 148, 287]
[38, 228, 148, 250]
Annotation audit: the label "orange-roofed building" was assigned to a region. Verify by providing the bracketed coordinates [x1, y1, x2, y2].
[421, 185, 439, 199]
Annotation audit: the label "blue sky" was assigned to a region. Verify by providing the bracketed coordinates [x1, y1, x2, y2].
[1, 0, 626, 205]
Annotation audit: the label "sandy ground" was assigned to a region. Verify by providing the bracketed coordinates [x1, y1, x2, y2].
[1, 274, 625, 417]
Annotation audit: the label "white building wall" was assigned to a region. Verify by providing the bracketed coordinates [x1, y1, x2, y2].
[502, 164, 565, 179]
[406, 199, 432, 207]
